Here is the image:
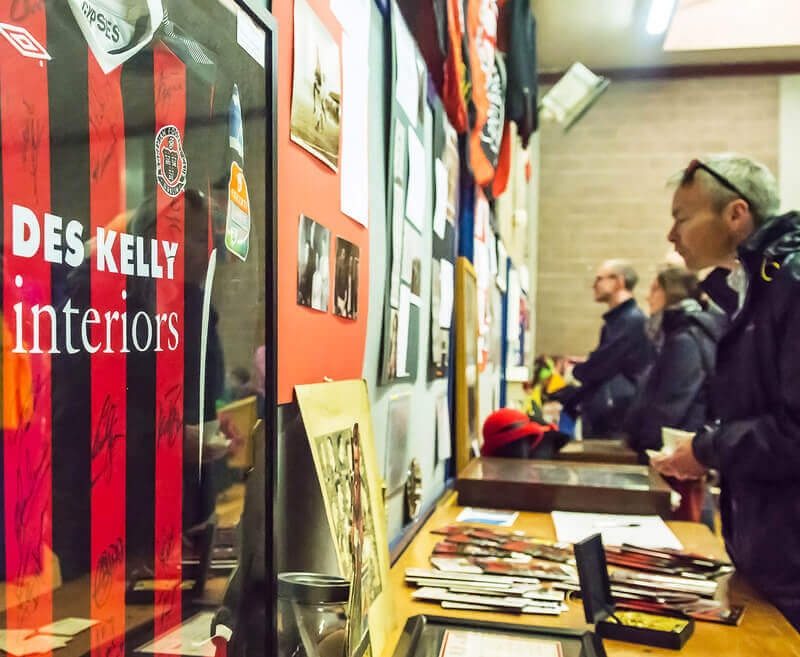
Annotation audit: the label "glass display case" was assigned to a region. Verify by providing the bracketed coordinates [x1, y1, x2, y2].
[0, 1, 276, 655]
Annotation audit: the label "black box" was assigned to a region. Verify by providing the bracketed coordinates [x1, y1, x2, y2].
[574, 534, 695, 651]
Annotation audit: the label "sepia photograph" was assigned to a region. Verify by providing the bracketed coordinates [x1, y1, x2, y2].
[443, 122, 459, 225]
[309, 427, 383, 609]
[401, 221, 422, 297]
[384, 308, 399, 380]
[297, 214, 331, 312]
[430, 260, 449, 369]
[291, 0, 341, 171]
[334, 237, 360, 320]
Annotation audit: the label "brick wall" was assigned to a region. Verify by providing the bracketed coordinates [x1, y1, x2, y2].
[535, 75, 779, 356]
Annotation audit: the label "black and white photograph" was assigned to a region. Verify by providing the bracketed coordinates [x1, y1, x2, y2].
[334, 237, 360, 320]
[401, 222, 422, 297]
[430, 260, 449, 369]
[291, 0, 341, 171]
[308, 427, 383, 610]
[384, 308, 399, 380]
[385, 393, 411, 494]
[443, 121, 459, 225]
[297, 214, 331, 312]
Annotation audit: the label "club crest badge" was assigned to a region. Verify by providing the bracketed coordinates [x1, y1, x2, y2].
[155, 125, 187, 197]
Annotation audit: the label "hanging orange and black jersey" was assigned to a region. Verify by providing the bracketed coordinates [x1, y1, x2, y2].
[465, 0, 506, 188]
[442, 0, 469, 134]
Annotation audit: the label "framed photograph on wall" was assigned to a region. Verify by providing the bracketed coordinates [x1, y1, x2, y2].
[455, 257, 480, 475]
[0, 2, 278, 656]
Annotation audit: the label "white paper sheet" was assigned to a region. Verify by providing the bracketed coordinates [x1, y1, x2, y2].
[0, 632, 70, 656]
[496, 241, 508, 291]
[551, 511, 684, 550]
[237, 6, 265, 68]
[436, 394, 452, 461]
[136, 612, 216, 657]
[507, 269, 520, 340]
[405, 127, 426, 230]
[488, 231, 498, 278]
[520, 265, 530, 294]
[401, 221, 421, 284]
[397, 285, 411, 377]
[439, 259, 454, 329]
[340, 33, 369, 226]
[439, 630, 562, 657]
[390, 181, 405, 307]
[38, 618, 99, 636]
[456, 508, 518, 527]
[433, 159, 448, 239]
[393, 5, 418, 127]
[331, 0, 370, 36]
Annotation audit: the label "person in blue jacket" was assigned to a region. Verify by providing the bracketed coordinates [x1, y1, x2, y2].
[624, 266, 723, 522]
[653, 154, 800, 633]
[560, 260, 654, 438]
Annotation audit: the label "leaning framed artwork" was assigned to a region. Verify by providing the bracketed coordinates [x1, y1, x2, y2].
[455, 257, 480, 475]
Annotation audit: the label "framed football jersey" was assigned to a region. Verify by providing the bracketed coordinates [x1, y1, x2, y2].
[0, 1, 277, 655]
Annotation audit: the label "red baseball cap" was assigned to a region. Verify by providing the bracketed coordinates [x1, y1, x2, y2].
[481, 408, 555, 457]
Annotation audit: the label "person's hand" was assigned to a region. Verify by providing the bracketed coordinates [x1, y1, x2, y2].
[651, 435, 707, 480]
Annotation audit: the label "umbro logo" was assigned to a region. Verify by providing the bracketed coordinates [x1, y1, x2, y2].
[0, 23, 51, 60]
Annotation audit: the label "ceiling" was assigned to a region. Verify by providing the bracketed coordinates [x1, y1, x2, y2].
[531, 0, 800, 75]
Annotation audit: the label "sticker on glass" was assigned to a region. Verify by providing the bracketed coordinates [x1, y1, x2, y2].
[155, 124, 187, 198]
[225, 162, 250, 261]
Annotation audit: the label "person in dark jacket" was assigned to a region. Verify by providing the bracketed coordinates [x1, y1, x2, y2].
[625, 267, 723, 456]
[652, 154, 800, 633]
[560, 260, 654, 438]
[624, 267, 724, 522]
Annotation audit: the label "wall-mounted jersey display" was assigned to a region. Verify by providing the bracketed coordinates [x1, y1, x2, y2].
[0, 2, 275, 655]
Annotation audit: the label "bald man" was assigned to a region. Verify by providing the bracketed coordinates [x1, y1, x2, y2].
[561, 260, 654, 438]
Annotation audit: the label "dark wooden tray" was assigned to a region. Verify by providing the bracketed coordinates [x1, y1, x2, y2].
[455, 458, 671, 517]
[556, 439, 639, 465]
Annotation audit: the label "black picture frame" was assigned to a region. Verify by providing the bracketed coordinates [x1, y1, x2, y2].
[235, 3, 279, 657]
[389, 615, 607, 657]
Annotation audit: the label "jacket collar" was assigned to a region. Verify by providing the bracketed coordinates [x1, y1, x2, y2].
[699, 268, 740, 316]
[603, 297, 637, 322]
[701, 211, 800, 318]
[736, 211, 800, 264]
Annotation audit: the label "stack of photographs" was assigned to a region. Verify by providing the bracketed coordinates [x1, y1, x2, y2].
[405, 568, 567, 616]
[421, 525, 743, 625]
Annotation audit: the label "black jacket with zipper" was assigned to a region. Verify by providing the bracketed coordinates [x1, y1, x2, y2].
[624, 301, 724, 459]
[694, 211, 800, 632]
[568, 298, 655, 438]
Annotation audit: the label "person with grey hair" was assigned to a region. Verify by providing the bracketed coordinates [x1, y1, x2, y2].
[556, 259, 654, 438]
[652, 154, 800, 633]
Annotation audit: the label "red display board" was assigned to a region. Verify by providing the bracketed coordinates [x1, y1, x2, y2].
[274, 0, 370, 404]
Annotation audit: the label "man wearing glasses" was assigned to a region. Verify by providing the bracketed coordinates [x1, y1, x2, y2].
[559, 259, 653, 438]
[653, 154, 800, 632]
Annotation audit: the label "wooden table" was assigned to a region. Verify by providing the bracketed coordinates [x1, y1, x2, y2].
[557, 439, 639, 465]
[380, 496, 800, 657]
[456, 458, 672, 517]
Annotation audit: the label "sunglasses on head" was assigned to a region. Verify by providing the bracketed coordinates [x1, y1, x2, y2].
[682, 159, 753, 209]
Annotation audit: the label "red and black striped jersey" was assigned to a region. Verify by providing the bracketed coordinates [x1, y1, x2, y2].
[0, 1, 268, 654]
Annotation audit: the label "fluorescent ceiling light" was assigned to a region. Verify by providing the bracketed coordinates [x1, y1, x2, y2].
[646, 0, 676, 35]
[664, 0, 800, 51]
